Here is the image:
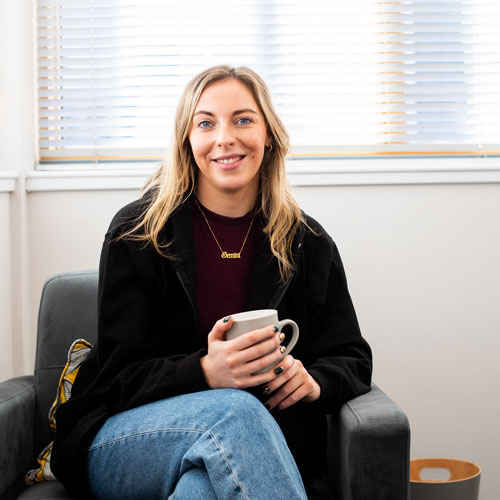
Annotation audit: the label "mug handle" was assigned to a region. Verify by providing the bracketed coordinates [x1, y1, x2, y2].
[277, 319, 299, 356]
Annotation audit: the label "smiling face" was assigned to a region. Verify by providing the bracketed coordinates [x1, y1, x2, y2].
[188, 78, 270, 211]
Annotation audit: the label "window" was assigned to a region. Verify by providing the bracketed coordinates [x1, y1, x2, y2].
[37, 0, 500, 164]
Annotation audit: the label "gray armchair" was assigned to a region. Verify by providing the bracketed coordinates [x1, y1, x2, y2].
[0, 271, 410, 500]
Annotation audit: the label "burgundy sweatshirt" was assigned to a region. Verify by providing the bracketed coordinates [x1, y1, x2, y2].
[192, 200, 261, 343]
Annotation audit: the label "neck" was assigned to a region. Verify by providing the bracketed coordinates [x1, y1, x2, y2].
[195, 185, 258, 217]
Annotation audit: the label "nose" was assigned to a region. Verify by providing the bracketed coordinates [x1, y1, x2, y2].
[216, 122, 235, 148]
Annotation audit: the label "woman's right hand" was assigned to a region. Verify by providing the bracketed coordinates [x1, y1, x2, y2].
[200, 316, 285, 389]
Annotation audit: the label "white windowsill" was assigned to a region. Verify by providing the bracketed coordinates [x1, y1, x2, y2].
[0, 171, 18, 192]
[23, 157, 500, 192]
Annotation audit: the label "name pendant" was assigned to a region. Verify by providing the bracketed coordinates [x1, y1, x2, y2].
[221, 251, 241, 259]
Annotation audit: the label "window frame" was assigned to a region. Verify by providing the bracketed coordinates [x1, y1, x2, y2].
[33, 0, 500, 185]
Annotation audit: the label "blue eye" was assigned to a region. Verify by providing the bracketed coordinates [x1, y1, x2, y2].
[198, 120, 212, 129]
[237, 117, 252, 125]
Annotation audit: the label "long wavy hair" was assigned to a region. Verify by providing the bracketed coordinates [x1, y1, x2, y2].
[122, 65, 305, 282]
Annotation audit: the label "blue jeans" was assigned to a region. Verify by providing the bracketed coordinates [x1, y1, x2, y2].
[87, 389, 307, 499]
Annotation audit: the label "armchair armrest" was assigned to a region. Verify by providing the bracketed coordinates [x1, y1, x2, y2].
[0, 375, 36, 500]
[328, 383, 410, 500]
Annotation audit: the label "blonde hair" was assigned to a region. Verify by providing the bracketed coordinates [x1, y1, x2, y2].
[123, 65, 305, 282]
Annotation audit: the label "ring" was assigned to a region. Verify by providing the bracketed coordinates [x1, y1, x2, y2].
[274, 366, 284, 375]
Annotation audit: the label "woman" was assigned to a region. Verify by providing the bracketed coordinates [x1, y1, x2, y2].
[52, 65, 372, 499]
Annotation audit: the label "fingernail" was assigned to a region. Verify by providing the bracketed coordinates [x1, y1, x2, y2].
[279, 332, 285, 342]
[280, 346, 286, 353]
[273, 325, 279, 333]
[223, 316, 230, 323]
[275, 366, 284, 375]
[262, 386, 271, 395]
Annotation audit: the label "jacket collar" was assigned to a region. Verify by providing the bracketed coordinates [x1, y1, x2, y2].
[166, 197, 197, 305]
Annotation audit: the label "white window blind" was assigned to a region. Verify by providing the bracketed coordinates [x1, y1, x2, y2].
[37, 0, 500, 164]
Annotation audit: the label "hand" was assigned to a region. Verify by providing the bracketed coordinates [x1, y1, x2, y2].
[262, 355, 321, 411]
[200, 316, 287, 390]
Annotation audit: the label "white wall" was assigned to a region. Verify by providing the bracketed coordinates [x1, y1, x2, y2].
[0, 193, 13, 381]
[26, 189, 138, 367]
[0, 0, 33, 380]
[295, 183, 500, 500]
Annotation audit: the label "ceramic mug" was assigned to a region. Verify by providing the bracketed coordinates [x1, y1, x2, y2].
[225, 309, 299, 374]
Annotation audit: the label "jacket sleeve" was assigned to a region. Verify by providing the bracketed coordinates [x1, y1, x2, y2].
[88, 229, 209, 413]
[303, 231, 373, 414]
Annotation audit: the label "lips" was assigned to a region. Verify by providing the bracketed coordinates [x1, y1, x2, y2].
[212, 154, 245, 164]
[212, 155, 245, 170]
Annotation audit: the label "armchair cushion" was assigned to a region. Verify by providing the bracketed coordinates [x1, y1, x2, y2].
[329, 383, 410, 500]
[33, 272, 98, 455]
[0, 376, 36, 500]
[17, 481, 75, 500]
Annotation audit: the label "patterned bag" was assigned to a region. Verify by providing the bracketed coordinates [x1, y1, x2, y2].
[25, 339, 93, 484]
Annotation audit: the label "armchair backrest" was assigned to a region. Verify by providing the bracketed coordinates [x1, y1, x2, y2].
[34, 271, 98, 453]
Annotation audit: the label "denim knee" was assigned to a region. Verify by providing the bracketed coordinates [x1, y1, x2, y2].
[214, 389, 277, 428]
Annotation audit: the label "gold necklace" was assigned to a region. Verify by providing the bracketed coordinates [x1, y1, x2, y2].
[195, 199, 256, 259]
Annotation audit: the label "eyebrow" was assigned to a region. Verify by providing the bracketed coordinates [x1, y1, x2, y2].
[193, 108, 259, 117]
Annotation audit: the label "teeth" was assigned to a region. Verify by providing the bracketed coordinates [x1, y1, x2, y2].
[216, 156, 242, 164]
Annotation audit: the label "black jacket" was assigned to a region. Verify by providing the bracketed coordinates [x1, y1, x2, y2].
[52, 195, 372, 497]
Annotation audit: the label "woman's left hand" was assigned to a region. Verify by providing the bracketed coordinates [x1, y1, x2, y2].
[262, 355, 321, 411]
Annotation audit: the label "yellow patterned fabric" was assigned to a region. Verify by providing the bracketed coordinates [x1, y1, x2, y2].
[48, 339, 93, 431]
[25, 339, 93, 485]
